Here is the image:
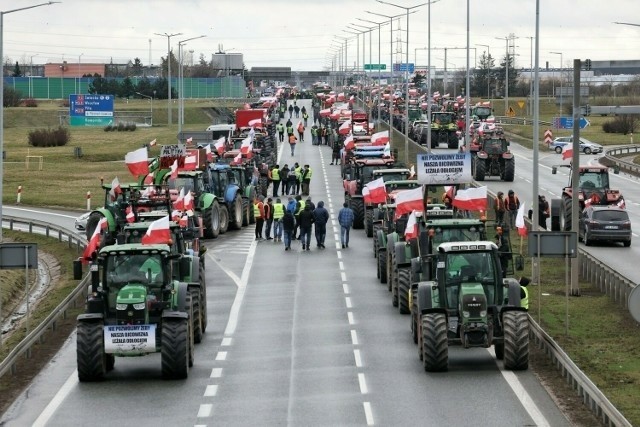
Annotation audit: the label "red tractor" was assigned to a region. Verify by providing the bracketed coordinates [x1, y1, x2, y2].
[469, 127, 515, 182]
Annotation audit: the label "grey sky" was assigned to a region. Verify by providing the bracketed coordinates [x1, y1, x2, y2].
[2, 0, 639, 71]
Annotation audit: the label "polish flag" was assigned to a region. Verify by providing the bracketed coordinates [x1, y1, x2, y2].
[371, 130, 389, 146]
[214, 137, 226, 155]
[141, 215, 172, 245]
[515, 202, 527, 237]
[171, 210, 182, 222]
[241, 137, 253, 154]
[148, 138, 157, 147]
[248, 118, 262, 128]
[184, 154, 198, 170]
[452, 186, 487, 211]
[204, 144, 213, 162]
[343, 135, 355, 151]
[232, 152, 242, 165]
[339, 120, 351, 135]
[362, 186, 370, 203]
[383, 142, 391, 158]
[404, 211, 419, 240]
[179, 215, 188, 228]
[125, 147, 149, 177]
[364, 177, 387, 204]
[109, 177, 122, 201]
[169, 159, 178, 180]
[172, 188, 185, 211]
[395, 186, 424, 218]
[143, 171, 155, 185]
[444, 185, 455, 201]
[186, 137, 193, 144]
[82, 217, 107, 263]
[617, 197, 626, 209]
[319, 108, 331, 117]
[561, 144, 573, 161]
[125, 205, 135, 223]
[184, 190, 194, 214]
[337, 92, 345, 101]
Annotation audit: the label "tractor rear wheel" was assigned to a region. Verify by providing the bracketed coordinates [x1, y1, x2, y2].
[85, 212, 104, 241]
[351, 198, 365, 229]
[190, 289, 203, 344]
[230, 195, 243, 230]
[242, 198, 250, 227]
[473, 157, 486, 181]
[422, 313, 449, 372]
[200, 265, 208, 332]
[503, 158, 515, 182]
[219, 205, 229, 234]
[411, 287, 419, 344]
[448, 132, 458, 149]
[562, 196, 572, 231]
[386, 248, 394, 291]
[203, 201, 220, 239]
[379, 250, 387, 284]
[397, 267, 411, 315]
[503, 311, 529, 370]
[365, 209, 374, 237]
[258, 177, 269, 198]
[161, 318, 190, 379]
[495, 342, 505, 360]
[77, 321, 106, 382]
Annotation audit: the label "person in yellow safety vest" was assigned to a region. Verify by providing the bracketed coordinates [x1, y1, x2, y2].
[276, 122, 285, 142]
[286, 124, 294, 137]
[301, 164, 312, 196]
[253, 196, 265, 240]
[519, 277, 530, 310]
[294, 164, 303, 195]
[270, 165, 281, 197]
[293, 195, 305, 239]
[272, 197, 285, 242]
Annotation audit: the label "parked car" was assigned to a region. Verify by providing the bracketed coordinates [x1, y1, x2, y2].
[579, 205, 631, 247]
[75, 212, 90, 231]
[549, 137, 603, 155]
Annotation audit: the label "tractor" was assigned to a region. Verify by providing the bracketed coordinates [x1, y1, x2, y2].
[471, 102, 494, 121]
[363, 169, 412, 237]
[74, 243, 194, 381]
[550, 164, 624, 232]
[430, 112, 459, 149]
[208, 163, 246, 231]
[470, 132, 515, 182]
[227, 163, 258, 226]
[415, 242, 529, 372]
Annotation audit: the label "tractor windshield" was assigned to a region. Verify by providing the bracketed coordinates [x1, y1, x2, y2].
[483, 139, 506, 154]
[169, 177, 204, 195]
[444, 251, 499, 307]
[432, 227, 483, 247]
[209, 170, 228, 196]
[376, 172, 409, 182]
[433, 114, 452, 125]
[473, 106, 492, 118]
[579, 171, 608, 189]
[106, 254, 164, 287]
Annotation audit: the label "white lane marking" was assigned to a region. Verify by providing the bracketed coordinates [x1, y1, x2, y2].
[216, 351, 227, 361]
[347, 311, 354, 325]
[204, 385, 219, 397]
[337, 251, 342, 260]
[208, 252, 242, 288]
[339, 261, 345, 271]
[197, 404, 213, 418]
[363, 402, 374, 426]
[358, 373, 368, 394]
[210, 368, 223, 378]
[343, 283, 350, 294]
[341, 272, 347, 282]
[345, 297, 352, 308]
[5, 206, 76, 219]
[354, 349, 363, 367]
[32, 370, 79, 427]
[224, 240, 258, 336]
[351, 329, 359, 345]
[221, 337, 232, 346]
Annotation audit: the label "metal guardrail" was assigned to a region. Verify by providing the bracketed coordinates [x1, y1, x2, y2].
[604, 144, 640, 176]
[0, 216, 88, 379]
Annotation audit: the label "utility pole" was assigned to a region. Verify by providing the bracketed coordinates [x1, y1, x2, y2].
[154, 32, 182, 126]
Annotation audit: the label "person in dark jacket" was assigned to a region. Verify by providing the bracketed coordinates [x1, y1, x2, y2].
[298, 204, 315, 251]
[313, 201, 329, 248]
[282, 209, 295, 251]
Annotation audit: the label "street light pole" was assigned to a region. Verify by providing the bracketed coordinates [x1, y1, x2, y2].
[155, 32, 182, 126]
[550, 51, 563, 115]
[177, 35, 206, 134]
[77, 53, 84, 95]
[29, 54, 38, 98]
[496, 34, 517, 115]
[0, 1, 59, 244]
[358, 17, 387, 127]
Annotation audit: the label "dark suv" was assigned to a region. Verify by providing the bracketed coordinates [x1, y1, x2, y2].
[579, 205, 631, 247]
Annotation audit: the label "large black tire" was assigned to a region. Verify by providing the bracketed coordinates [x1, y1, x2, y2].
[397, 267, 411, 315]
[495, 342, 505, 360]
[230, 195, 243, 230]
[379, 250, 387, 284]
[161, 318, 190, 379]
[422, 313, 449, 372]
[550, 198, 562, 231]
[190, 289, 203, 344]
[503, 311, 529, 370]
[562, 196, 572, 231]
[77, 321, 106, 382]
[391, 251, 398, 307]
[203, 201, 220, 239]
[219, 205, 229, 235]
[242, 198, 250, 227]
[85, 212, 104, 241]
[448, 132, 458, 149]
[258, 177, 269, 198]
[351, 198, 365, 229]
[473, 157, 486, 181]
[386, 248, 394, 291]
[365, 210, 374, 237]
[503, 158, 515, 182]
[411, 287, 418, 344]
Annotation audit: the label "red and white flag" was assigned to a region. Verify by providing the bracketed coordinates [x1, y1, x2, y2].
[184, 154, 197, 170]
[248, 118, 262, 128]
[109, 177, 122, 201]
[148, 138, 157, 147]
[232, 152, 242, 165]
[319, 108, 331, 117]
[143, 171, 155, 185]
[125, 205, 135, 223]
[184, 190, 194, 214]
[343, 135, 355, 151]
[444, 185, 455, 201]
[362, 186, 370, 203]
[395, 186, 424, 218]
[561, 144, 573, 161]
[339, 120, 351, 135]
[204, 144, 213, 162]
[141, 215, 172, 245]
[409, 165, 416, 179]
[82, 217, 107, 263]
[364, 177, 387, 204]
[186, 137, 193, 144]
[214, 137, 226, 155]
[404, 211, 419, 240]
[125, 147, 149, 177]
[171, 210, 182, 222]
[452, 186, 487, 211]
[515, 202, 527, 237]
[172, 188, 185, 211]
[337, 92, 345, 101]
[169, 159, 178, 180]
[240, 137, 253, 154]
[371, 130, 389, 146]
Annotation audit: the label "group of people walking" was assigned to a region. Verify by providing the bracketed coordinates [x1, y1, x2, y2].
[267, 163, 312, 197]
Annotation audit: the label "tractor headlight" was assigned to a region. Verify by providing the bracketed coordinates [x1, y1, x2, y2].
[132, 303, 146, 310]
[480, 310, 487, 317]
[462, 311, 470, 318]
[116, 303, 127, 310]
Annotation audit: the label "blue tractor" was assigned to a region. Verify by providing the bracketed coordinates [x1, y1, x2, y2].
[207, 163, 245, 231]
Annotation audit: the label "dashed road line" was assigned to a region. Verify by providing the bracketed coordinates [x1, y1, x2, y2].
[215, 351, 227, 361]
[353, 349, 363, 368]
[197, 404, 213, 418]
[204, 385, 219, 397]
[363, 402, 374, 426]
[210, 368, 223, 378]
[347, 311, 354, 325]
[350, 329, 359, 345]
[345, 297, 352, 308]
[221, 337, 232, 346]
[358, 373, 368, 394]
[343, 283, 350, 294]
[341, 272, 347, 282]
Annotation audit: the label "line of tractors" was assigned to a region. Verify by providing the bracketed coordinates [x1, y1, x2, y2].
[74, 102, 281, 381]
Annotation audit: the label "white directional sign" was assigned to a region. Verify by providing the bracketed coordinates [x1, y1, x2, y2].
[416, 153, 472, 185]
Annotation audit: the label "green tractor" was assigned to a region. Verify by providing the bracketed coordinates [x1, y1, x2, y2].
[415, 242, 529, 372]
[430, 112, 459, 149]
[74, 243, 195, 381]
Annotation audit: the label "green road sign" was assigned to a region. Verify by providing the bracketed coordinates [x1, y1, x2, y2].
[364, 64, 386, 71]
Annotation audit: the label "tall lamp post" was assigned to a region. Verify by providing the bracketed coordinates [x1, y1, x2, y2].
[496, 34, 518, 115]
[357, 17, 388, 127]
[550, 51, 563, 115]
[375, 0, 428, 165]
[154, 32, 182, 126]
[0, 1, 59, 244]
[349, 24, 375, 106]
[77, 53, 83, 95]
[334, 36, 350, 88]
[177, 35, 206, 134]
[29, 54, 38, 98]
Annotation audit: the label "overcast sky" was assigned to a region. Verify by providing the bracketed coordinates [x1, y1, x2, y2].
[3, 0, 640, 72]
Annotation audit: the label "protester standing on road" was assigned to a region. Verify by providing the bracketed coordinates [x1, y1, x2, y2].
[297, 121, 305, 142]
[270, 165, 281, 197]
[311, 125, 319, 145]
[302, 111, 309, 127]
[298, 204, 314, 251]
[282, 206, 295, 251]
[294, 104, 300, 118]
[288, 104, 294, 119]
[288, 164, 297, 195]
[272, 197, 285, 242]
[253, 196, 265, 240]
[276, 122, 285, 142]
[280, 164, 290, 196]
[301, 164, 312, 196]
[338, 202, 355, 248]
[538, 195, 550, 230]
[294, 163, 303, 195]
[331, 140, 341, 165]
[293, 195, 305, 239]
[494, 191, 506, 227]
[264, 197, 273, 240]
[506, 189, 520, 230]
[288, 133, 297, 156]
[313, 200, 329, 249]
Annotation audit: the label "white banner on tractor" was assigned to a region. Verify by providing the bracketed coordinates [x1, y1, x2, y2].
[416, 153, 472, 185]
[104, 324, 157, 354]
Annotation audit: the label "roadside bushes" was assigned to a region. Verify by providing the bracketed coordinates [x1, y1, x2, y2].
[104, 122, 137, 132]
[28, 126, 70, 147]
[602, 115, 638, 135]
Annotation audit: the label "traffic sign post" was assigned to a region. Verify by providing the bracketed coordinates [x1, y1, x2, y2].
[553, 116, 590, 130]
[364, 64, 386, 71]
[69, 94, 114, 126]
[544, 129, 553, 145]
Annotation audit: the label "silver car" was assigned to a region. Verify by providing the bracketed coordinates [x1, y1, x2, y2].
[75, 212, 90, 231]
[549, 136, 603, 155]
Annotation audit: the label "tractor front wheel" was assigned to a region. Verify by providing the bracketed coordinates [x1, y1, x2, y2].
[503, 311, 529, 370]
[161, 318, 190, 379]
[473, 157, 486, 181]
[230, 195, 243, 230]
[219, 205, 229, 234]
[422, 313, 448, 372]
[204, 201, 221, 239]
[351, 198, 365, 229]
[397, 267, 411, 315]
[77, 321, 106, 382]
